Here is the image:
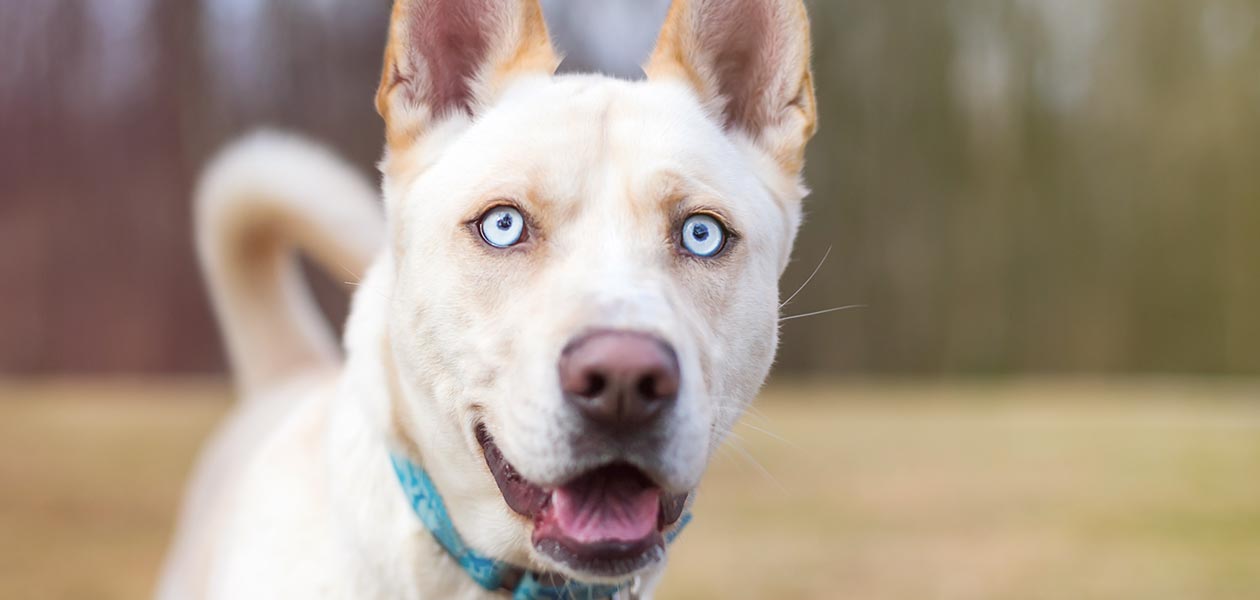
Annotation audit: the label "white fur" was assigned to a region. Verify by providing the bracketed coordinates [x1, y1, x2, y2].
[160, 1, 814, 597]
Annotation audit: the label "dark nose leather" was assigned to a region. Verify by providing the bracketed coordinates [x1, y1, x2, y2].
[559, 331, 680, 430]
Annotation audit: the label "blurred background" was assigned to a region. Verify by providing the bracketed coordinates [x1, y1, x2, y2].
[2, 0, 1258, 598]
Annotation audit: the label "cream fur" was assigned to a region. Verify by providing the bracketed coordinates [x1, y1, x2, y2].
[159, 1, 815, 598]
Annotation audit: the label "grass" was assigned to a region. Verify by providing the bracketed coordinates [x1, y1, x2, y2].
[2, 378, 1259, 599]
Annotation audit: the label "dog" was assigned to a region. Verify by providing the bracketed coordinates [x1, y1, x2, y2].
[157, 0, 816, 597]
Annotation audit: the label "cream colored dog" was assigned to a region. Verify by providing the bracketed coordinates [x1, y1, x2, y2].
[158, 0, 816, 598]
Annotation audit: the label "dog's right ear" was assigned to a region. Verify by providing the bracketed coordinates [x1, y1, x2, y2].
[376, 0, 559, 152]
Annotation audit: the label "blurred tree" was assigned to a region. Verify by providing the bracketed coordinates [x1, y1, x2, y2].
[0, 0, 1256, 376]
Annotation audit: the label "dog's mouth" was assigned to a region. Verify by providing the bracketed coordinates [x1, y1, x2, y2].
[475, 425, 688, 578]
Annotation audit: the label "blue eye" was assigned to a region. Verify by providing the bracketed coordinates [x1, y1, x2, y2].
[479, 206, 525, 248]
[681, 214, 726, 257]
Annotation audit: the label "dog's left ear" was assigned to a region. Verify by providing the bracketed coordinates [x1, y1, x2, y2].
[645, 0, 817, 174]
[376, 0, 560, 151]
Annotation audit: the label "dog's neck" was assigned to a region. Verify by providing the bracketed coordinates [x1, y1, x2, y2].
[324, 390, 483, 598]
[322, 255, 490, 598]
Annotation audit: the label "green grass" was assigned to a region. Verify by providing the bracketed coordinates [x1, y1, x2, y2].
[2, 379, 1258, 599]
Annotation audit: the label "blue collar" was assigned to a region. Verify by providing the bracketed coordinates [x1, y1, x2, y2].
[389, 452, 691, 600]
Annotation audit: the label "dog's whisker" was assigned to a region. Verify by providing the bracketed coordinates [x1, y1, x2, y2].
[779, 304, 867, 323]
[345, 281, 392, 303]
[729, 409, 770, 421]
[735, 421, 800, 450]
[720, 435, 788, 492]
[333, 259, 363, 285]
[740, 404, 771, 420]
[779, 244, 832, 308]
[717, 407, 802, 454]
[713, 406, 771, 425]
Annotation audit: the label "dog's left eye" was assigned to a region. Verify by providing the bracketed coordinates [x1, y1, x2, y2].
[478, 206, 525, 248]
[680, 214, 727, 257]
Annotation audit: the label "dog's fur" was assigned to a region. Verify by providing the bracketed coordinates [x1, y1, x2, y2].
[158, 1, 816, 598]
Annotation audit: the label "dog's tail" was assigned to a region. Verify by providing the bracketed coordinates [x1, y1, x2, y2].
[195, 131, 384, 395]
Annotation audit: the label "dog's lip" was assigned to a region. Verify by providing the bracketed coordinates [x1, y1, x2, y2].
[477, 424, 550, 516]
[474, 424, 689, 576]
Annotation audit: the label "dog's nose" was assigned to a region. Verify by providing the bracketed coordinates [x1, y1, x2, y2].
[559, 331, 680, 430]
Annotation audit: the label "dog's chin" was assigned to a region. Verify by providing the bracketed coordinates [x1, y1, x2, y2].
[475, 425, 689, 580]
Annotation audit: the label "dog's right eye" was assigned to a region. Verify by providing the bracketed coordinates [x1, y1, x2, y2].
[478, 206, 526, 248]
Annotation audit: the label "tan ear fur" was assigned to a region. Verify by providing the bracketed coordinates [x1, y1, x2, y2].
[376, 0, 560, 152]
[645, 0, 817, 173]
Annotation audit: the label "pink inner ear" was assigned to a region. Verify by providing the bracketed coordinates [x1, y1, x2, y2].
[404, 0, 494, 117]
[697, 0, 782, 133]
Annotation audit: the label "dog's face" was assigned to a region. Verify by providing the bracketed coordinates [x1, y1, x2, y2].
[374, 0, 815, 583]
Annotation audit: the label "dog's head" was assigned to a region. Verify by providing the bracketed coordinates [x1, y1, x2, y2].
[372, 0, 815, 583]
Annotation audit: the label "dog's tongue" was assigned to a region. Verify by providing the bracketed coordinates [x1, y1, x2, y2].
[550, 466, 661, 543]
